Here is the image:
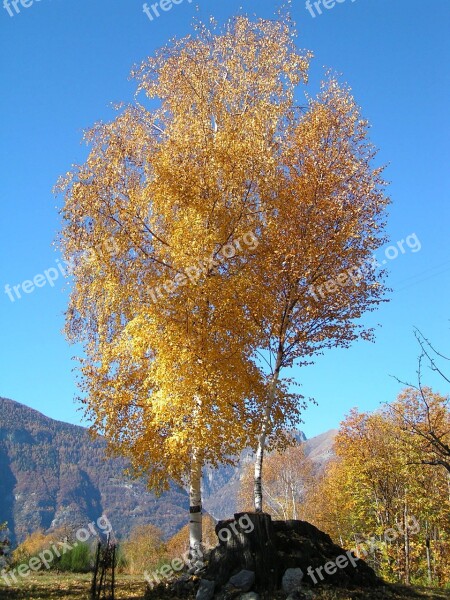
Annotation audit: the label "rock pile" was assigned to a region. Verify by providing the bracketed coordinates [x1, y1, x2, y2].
[145, 513, 381, 600]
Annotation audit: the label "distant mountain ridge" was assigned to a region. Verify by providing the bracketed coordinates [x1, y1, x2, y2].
[0, 397, 189, 546]
[304, 428, 338, 466]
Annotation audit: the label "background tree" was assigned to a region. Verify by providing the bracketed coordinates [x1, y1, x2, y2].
[302, 457, 356, 549]
[391, 329, 450, 474]
[389, 387, 450, 474]
[305, 403, 450, 585]
[239, 442, 314, 520]
[57, 15, 309, 559]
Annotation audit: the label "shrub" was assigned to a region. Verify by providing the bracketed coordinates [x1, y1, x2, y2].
[12, 528, 93, 573]
[121, 525, 166, 575]
[114, 544, 128, 573]
[58, 542, 92, 572]
[12, 530, 50, 565]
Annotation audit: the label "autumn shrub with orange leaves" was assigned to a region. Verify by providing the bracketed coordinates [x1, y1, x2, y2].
[12, 530, 56, 566]
[120, 524, 167, 575]
[12, 526, 76, 568]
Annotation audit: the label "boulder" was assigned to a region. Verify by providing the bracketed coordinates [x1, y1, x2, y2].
[282, 567, 304, 593]
[228, 570, 255, 592]
[274, 519, 379, 588]
[196, 578, 216, 600]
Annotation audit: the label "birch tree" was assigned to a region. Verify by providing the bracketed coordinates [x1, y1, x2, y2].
[248, 79, 390, 511]
[57, 16, 309, 559]
[239, 443, 314, 519]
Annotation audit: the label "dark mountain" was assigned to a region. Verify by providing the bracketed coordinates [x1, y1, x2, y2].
[0, 397, 189, 546]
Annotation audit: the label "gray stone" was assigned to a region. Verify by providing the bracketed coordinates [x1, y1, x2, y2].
[228, 569, 255, 592]
[282, 568, 304, 593]
[196, 578, 216, 600]
[240, 593, 260, 600]
[189, 559, 206, 575]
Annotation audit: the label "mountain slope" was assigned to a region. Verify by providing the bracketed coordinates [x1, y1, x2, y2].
[304, 428, 338, 466]
[0, 397, 189, 546]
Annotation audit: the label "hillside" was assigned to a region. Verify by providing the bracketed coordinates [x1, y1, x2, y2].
[304, 428, 338, 466]
[0, 397, 337, 547]
[0, 397, 189, 546]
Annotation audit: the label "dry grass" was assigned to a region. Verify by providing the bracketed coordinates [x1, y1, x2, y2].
[261, 585, 450, 600]
[0, 571, 146, 599]
[1, 572, 450, 600]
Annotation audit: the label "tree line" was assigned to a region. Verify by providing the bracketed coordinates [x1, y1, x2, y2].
[239, 383, 450, 587]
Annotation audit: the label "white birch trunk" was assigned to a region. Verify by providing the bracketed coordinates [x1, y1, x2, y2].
[425, 521, 432, 585]
[189, 447, 203, 566]
[254, 351, 283, 512]
[291, 481, 297, 520]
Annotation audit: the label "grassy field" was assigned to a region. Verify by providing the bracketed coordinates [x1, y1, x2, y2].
[0, 571, 146, 599]
[1, 572, 450, 600]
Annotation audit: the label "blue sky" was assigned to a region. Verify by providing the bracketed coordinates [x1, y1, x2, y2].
[0, 0, 449, 439]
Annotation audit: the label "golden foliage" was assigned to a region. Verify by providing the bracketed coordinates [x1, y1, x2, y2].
[57, 15, 309, 493]
[305, 391, 450, 586]
[57, 13, 389, 523]
[12, 528, 71, 565]
[121, 525, 166, 575]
